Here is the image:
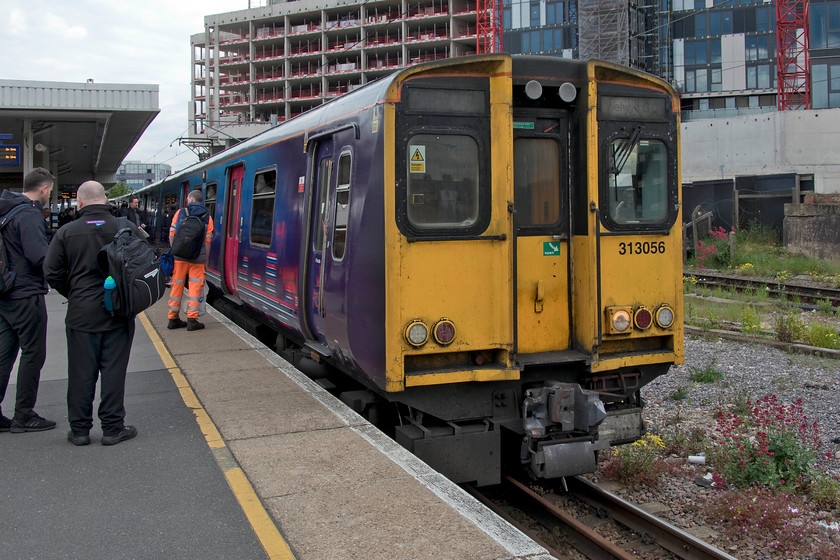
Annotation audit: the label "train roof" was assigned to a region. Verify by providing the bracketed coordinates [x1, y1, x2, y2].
[125, 53, 676, 199]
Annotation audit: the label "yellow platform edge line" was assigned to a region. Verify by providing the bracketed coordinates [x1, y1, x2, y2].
[137, 312, 296, 560]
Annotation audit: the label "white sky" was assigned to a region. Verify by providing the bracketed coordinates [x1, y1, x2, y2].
[2, 0, 255, 174]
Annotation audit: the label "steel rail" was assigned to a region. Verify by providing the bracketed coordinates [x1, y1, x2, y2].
[567, 476, 738, 560]
[500, 476, 636, 560]
[686, 269, 840, 304]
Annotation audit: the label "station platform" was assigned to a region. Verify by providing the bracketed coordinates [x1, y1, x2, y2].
[1, 291, 555, 560]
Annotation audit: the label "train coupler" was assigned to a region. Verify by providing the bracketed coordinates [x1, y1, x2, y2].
[521, 382, 609, 479]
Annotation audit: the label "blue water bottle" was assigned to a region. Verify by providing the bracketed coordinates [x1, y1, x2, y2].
[104, 276, 116, 312]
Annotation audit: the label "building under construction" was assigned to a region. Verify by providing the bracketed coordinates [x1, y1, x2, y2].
[189, 0, 480, 156]
[187, 0, 840, 156]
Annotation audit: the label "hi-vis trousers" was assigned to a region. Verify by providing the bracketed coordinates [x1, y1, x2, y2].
[168, 260, 206, 319]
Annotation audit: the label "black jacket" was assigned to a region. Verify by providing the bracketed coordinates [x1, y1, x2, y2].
[44, 204, 143, 332]
[0, 190, 49, 300]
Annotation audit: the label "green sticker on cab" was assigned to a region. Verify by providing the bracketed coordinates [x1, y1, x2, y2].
[543, 242, 561, 256]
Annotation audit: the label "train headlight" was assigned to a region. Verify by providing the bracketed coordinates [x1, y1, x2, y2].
[605, 307, 632, 334]
[433, 319, 456, 346]
[404, 320, 429, 347]
[633, 307, 653, 330]
[655, 305, 675, 329]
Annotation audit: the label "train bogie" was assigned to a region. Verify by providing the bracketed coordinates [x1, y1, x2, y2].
[129, 54, 683, 486]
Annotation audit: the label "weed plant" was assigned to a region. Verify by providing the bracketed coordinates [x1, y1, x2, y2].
[740, 306, 763, 335]
[690, 361, 723, 383]
[774, 308, 807, 343]
[712, 395, 823, 489]
[669, 386, 689, 401]
[600, 433, 668, 486]
[805, 322, 840, 349]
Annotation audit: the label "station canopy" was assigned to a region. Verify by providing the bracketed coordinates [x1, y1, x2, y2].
[0, 79, 159, 197]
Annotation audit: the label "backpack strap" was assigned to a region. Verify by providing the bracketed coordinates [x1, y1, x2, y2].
[0, 203, 32, 230]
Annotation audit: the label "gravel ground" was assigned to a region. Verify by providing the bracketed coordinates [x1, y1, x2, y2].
[642, 333, 840, 476]
[584, 333, 840, 559]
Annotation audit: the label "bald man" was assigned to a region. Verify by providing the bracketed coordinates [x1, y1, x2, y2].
[45, 181, 144, 446]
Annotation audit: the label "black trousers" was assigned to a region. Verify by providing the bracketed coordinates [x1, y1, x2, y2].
[0, 294, 47, 421]
[66, 322, 135, 436]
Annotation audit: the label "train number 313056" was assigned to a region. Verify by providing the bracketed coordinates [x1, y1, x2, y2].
[619, 241, 666, 255]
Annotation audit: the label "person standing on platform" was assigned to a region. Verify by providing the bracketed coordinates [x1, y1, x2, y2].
[167, 190, 213, 332]
[0, 167, 57, 433]
[44, 181, 141, 446]
[123, 195, 146, 231]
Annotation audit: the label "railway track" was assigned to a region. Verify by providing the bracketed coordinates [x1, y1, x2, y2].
[466, 475, 737, 560]
[686, 269, 840, 306]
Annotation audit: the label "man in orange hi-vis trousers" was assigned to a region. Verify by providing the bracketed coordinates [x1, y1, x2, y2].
[167, 190, 213, 331]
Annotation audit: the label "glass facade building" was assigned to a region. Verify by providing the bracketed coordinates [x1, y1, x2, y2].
[502, 0, 840, 117]
[117, 161, 172, 191]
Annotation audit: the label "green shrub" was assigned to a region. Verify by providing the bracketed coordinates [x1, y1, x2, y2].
[808, 473, 840, 509]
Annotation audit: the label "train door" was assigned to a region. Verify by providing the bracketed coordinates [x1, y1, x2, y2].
[301, 138, 334, 342]
[223, 165, 244, 295]
[512, 112, 572, 354]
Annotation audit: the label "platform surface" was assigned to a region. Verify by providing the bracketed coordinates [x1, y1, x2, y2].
[1, 291, 555, 560]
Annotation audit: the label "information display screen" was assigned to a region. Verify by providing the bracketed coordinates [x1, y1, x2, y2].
[0, 145, 20, 166]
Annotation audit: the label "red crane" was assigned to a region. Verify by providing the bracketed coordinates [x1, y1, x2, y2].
[776, 0, 811, 110]
[476, 0, 503, 54]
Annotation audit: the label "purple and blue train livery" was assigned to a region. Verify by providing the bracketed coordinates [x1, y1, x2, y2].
[129, 54, 685, 485]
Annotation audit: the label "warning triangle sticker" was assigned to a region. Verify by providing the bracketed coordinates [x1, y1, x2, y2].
[411, 149, 424, 162]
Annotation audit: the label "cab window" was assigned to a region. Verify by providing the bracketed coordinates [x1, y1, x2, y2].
[607, 139, 668, 224]
[406, 134, 479, 229]
[514, 138, 562, 229]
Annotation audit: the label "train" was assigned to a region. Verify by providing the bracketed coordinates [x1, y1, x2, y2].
[125, 54, 684, 486]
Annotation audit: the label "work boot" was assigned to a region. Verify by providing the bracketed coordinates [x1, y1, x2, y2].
[187, 318, 205, 331]
[168, 317, 187, 329]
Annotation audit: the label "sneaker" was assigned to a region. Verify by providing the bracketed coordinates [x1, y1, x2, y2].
[168, 318, 187, 330]
[102, 425, 138, 446]
[10, 413, 57, 433]
[187, 318, 205, 331]
[67, 430, 91, 446]
[0, 414, 11, 432]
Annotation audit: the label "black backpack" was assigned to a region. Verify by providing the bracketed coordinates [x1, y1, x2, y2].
[97, 218, 166, 317]
[0, 204, 33, 294]
[170, 207, 207, 260]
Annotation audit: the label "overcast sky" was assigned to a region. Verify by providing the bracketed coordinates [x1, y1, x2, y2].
[3, 0, 256, 173]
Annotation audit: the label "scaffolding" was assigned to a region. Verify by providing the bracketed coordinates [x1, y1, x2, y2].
[476, 0, 502, 53]
[776, 0, 811, 110]
[578, 0, 630, 65]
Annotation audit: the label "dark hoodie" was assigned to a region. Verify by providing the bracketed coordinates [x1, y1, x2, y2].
[0, 190, 48, 300]
[170, 202, 210, 264]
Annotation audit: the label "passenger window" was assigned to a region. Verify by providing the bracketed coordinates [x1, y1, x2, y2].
[406, 134, 479, 229]
[607, 139, 668, 224]
[314, 158, 332, 251]
[514, 138, 562, 228]
[332, 152, 352, 260]
[250, 170, 276, 246]
[205, 183, 217, 224]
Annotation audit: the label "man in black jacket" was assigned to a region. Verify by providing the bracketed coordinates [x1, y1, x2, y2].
[0, 167, 57, 433]
[123, 195, 146, 231]
[44, 181, 140, 446]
